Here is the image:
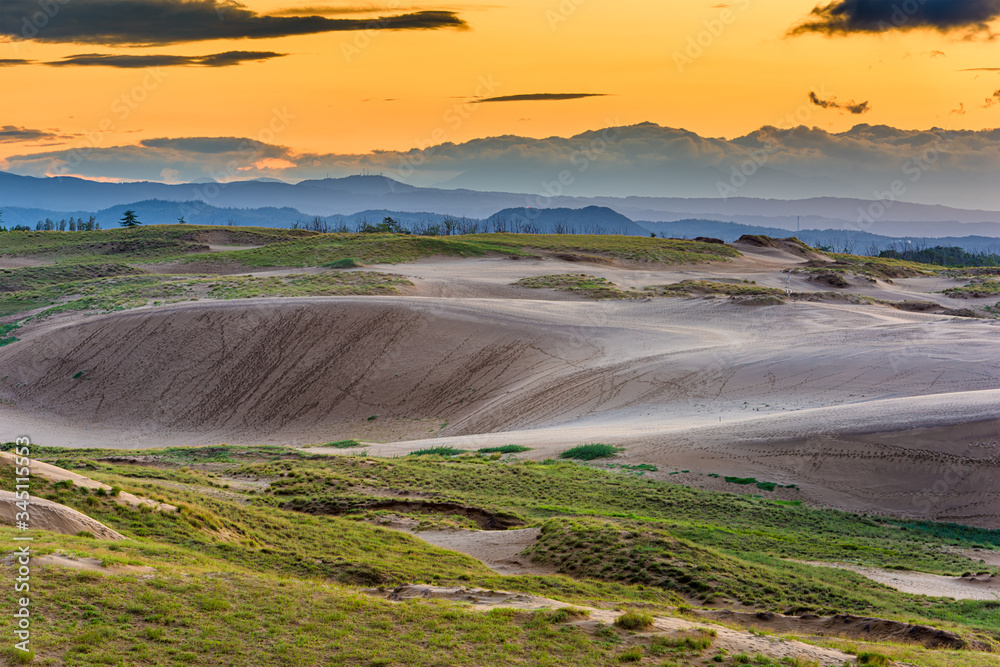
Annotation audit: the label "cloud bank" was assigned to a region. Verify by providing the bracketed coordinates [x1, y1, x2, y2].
[1, 0, 466, 45]
[4, 123, 1000, 208]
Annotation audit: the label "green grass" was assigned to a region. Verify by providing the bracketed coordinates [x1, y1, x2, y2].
[179, 233, 529, 269]
[644, 279, 784, 297]
[856, 651, 892, 666]
[477, 445, 533, 454]
[0, 321, 19, 346]
[408, 446, 468, 457]
[323, 440, 364, 448]
[514, 274, 637, 299]
[0, 271, 412, 321]
[7, 429, 1000, 666]
[0, 262, 143, 291]
[613, 610, 655, 630]
[943, 279, 1000, 298]
[0, 225, 313, 259]
[478, 233, 740, 264]
[324, 257, 364, 268]
[822, 254, 941, 278]
[559, 444, 624, 461]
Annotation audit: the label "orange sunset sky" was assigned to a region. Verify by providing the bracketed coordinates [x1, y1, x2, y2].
[1, 0, 998, 172]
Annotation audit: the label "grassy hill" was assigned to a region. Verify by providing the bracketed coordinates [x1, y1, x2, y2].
[1, 445, 998, 666]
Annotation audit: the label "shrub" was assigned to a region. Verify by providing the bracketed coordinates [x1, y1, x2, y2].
[613, 610, 654, 630]
[559, 443, 623, 461]
[618, 646, 643, 662]
[856, 652, 890, 667]
[110, 485, 122, 496]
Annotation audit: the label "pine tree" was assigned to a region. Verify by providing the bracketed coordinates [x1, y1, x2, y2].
[119, 210, 141, 228]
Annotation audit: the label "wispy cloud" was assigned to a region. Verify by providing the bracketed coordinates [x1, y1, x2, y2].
[477, 93, 606, 103]
[808, 91, 870, 115]
[0, 126, 76, 143]
[0, 0, 467, 45]
[43, 51, 286, 68]
[790, 0, 1000, 36]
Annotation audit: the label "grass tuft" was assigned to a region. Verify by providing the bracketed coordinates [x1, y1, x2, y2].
[613, 610, 654, 631]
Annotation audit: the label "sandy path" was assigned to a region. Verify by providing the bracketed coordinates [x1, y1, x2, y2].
[407, 528, 555, 576]
[379, 584, 857, 665]
[799, 561, 1000, 600]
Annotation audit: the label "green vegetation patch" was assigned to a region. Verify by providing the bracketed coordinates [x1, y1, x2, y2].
[408, 446, 467, 457]
[477, 445, 532, 454]
[943, 279, 1000, 299]
[0, 225, 313, 260]
[0, 262, 142, 292]
[559, 444, 624, 460]
[644, 279, 784, 297]
[323, 439, 364, 449]
[12, 442, 1000, 653]
[514, 274, 637, 299]
[477, 233, 740, 264]
[0, 271, 412, 320]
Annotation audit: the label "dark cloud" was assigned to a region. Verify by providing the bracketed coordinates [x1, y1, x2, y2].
[45, 51, 284, 68]
[139, 137, 269, 153]
[273, 5, 421, 16]
[0, 126, 74, 143]
[0, 0, 467, 45]
[0, 58, 33, 66]
[477, 93, 606, 103]
[809, 91, 871, 115]
[960, 67, 1000, 71]
[790, 0, 1000, 36]
[985, 90, 1000, 107]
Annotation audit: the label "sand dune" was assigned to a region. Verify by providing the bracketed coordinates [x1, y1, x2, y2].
[1, 250, 998, 526]
[0, 491, 125, 540]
